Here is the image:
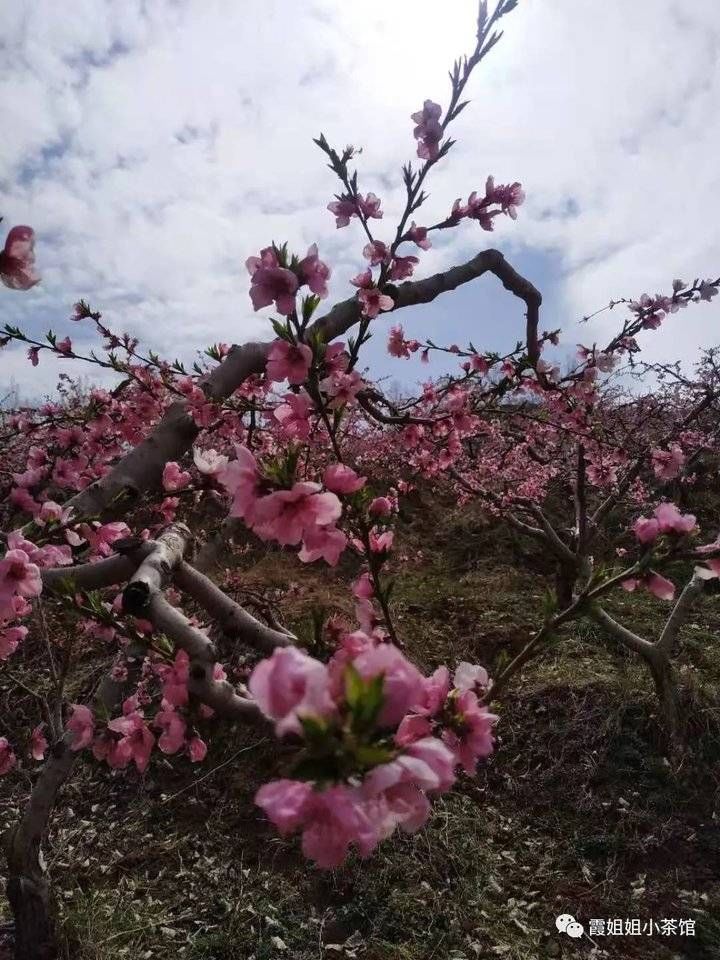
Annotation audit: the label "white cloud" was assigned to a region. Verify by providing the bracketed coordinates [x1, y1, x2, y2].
[1, 0, 718, 396]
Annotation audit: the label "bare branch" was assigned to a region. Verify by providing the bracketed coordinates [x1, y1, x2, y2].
[591, 606, 655, 658]
[655, 573, 705, 657]
[174, 561, 294, 652]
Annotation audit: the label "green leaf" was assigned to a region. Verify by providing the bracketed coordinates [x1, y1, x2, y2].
[355, 744, 395, 769]
[344, 664, 364, 709]
[299, 714, 329, 742]
[270, 317, 292, 342]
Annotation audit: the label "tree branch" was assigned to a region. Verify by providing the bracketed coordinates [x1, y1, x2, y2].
[59, 249, 540, 521]
[173, 561, 294, 652]
[655, 573, 704, 657]
[591, 606, 655, 658]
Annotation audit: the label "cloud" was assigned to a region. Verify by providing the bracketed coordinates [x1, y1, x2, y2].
[1, 0, 718, 397]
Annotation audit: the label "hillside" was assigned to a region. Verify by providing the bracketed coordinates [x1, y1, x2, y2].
[2, 500, 719, 960]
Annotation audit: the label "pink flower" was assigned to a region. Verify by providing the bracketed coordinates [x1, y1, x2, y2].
[67, 704, 95, 751]
[651, 445, 685, 480]
[389, 255, 419, 281]
[411, 100, 443, 161]
[266, 339, 313, 385]
[192, 447, 229, 477]
[407, 222, 431, 250]
[395, 714, 433, 747]
[471, 354, 491, 375]
[27, 347, 40, 366]
[405, 737, 456, 793]
[0, 226, 40, 290]
[352, 644, 426, 727]
[256, 779, 314, 834]
[107, 710, 155, 772]
[249, 647, 336, 735]
[188, 736, 208, 763]
[645, 572, 676, 601]
[351, 268, 373, 289]
[274, 390, 313, 440]
[453, 662, 490, 694]
[442, 691, 497, 774]
[77, 521, 130, 558]
[299, 525, 347, 566]
[217, 445, 263, 521]
[464, 191, 497, 231]
[421, 666, 451, 716]
[388, 325, 412, 359]
[323, 341, 350, 373]
[157, 497, 179, 523]
[56, 336, 72, 355]
[257, 782, 369, 869]
[162, 461, 191, 492]
[160, 649, 190, 707]
[695, 558, 720, 581]
[327, 198, 359, 229]
[0, 737, 16, 775]
[484, 176, 525, 219]
[324, 463, 366, 495]
[357, 287, 394, 319]
[36, 501, 72, 526]
[0, 624, 27, 659]
[0, 549, 42, 617]
[368, 530, 394, 555]
[297, 243, 331, 297]
[246, 247, 299, 315]
[363, 240, 390, 266]
[328, 193, 383, 228]
[30, 724, 48, 761]
[654, 502, 696, 536]
[300, 786, 370, 868]
[352, 573, 374, 599]
[319, 370, 364, 408]
[633, 516, 660, 544]
[357, 193, 384, 220]
[252, 482, 341, 546]
[155, 708, 187, 754]
[369, 497, 393, 517]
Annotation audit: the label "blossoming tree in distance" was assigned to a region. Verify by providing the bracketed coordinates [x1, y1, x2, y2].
[0, 1, 719, 957]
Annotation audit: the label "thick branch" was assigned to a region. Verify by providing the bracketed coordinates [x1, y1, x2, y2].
[187, 663, 265, 724]
[41, 544, 154, 591]
[146, 593, 218, 662]
[174, 560, 293, 652]
[122, 523, 191, 614]
[60, 249, 540, 521]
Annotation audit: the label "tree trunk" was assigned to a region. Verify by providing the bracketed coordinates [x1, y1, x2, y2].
[6, 870, 57, 960]
[555, 560, 576, 610]
[648, 657, 686, 757]
[5, 742, 77, 960]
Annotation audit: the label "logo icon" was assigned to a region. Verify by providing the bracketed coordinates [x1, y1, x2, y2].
[556, 914, 585, 939]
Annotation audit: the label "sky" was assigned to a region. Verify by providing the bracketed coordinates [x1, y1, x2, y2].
[1, 0, 719, 401]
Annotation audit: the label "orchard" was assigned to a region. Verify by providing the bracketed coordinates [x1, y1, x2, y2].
[1, 3, 719, 958]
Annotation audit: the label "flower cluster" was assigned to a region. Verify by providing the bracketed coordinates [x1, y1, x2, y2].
[0, 534, 48, 661]
[246, 243, 331, 316]
[217, 445, 354, 566]
[251, 629, 496, 868]
[66, 648, 208, 772]
[632, 503, 697, 545]
[449, 176, 525, 231]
